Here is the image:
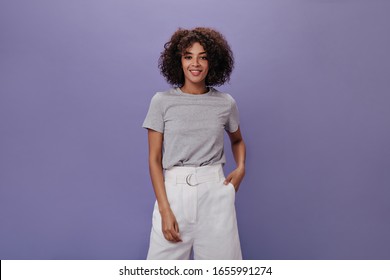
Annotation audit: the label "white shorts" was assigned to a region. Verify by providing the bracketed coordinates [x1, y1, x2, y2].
[146, 164, 242, 260]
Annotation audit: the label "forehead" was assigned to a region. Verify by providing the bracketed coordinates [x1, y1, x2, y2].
[184, 42, 206, 53]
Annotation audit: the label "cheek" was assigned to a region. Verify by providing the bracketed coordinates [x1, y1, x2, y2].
[203, 62, 209, 74]
[181, 59, 188, 69]
[204, 66, 209, 76]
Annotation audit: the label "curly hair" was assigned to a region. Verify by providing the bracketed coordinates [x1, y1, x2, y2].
[159, 27, 234, 87]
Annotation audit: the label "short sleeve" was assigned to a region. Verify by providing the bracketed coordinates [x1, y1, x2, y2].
[142, 93, 164, 133]
[225, 95, 240, 133]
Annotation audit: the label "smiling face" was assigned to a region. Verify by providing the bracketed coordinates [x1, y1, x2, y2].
[181, 42, 209, 91]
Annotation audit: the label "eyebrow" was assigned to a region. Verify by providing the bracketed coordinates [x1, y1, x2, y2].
[183, 51, 207, 55]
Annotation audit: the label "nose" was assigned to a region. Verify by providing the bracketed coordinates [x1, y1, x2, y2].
[192, 58, 200, 66]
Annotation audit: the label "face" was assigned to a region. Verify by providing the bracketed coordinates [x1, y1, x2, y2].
[181, 42, 209, 87]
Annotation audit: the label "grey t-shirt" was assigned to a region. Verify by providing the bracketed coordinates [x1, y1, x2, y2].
[142, 87, 239, 169]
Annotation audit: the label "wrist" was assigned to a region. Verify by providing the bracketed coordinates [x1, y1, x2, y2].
[236, 164, 245, 170]
[158, 204, 171, 213]
[158, 201, 171, 213]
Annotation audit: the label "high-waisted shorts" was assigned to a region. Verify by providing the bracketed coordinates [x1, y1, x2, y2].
[146, 164, 242, 260]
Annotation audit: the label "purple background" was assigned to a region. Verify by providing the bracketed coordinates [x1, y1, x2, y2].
[1, 0, 390, 260]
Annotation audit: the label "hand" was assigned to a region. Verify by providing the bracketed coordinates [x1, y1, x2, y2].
[160, 208, 182, 242]
[224, 166, 245, 192]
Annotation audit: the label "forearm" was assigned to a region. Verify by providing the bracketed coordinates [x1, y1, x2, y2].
[148, 151, 182, 242]
[231, 139, 246, 169]
[148, 157, 170, 212]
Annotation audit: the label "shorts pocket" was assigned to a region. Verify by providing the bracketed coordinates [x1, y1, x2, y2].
[228, 182, 236, 192]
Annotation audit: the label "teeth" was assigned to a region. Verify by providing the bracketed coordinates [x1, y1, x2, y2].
[190, 70, 201, 76]
[190, 70, 201, 75]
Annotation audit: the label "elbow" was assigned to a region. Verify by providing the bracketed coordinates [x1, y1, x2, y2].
[232, 137, 244, 146]
[149, 153, 162, 167]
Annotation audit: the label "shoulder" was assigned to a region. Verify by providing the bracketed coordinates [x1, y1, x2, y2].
[150, 88, 177, 102]
[210, 88, 237, 106]
[147, 88, 180, 114]
[152, 88, 176, 98]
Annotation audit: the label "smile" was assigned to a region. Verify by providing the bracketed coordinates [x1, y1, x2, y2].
[189, 70, 202, 76]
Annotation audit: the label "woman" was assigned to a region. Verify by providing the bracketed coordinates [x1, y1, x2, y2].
[142, 27, 246, 260]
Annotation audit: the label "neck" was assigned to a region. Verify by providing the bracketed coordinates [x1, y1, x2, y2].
[180, 84, 208, 95]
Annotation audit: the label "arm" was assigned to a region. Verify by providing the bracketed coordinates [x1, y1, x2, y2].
[224, 126, 246, 191]
[147, 129, 182, 242]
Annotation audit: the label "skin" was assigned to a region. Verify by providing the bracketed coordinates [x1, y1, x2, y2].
[180, 42, 209, 94]
[147, 42, 246, 243]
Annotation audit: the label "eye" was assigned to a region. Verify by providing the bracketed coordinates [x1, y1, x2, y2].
[200, 56, 208, 60]
[183, 55, 192, 60]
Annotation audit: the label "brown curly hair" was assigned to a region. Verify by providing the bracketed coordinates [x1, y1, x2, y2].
[159, 27, 234, 87]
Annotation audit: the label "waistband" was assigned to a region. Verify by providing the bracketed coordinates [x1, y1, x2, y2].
[164, 164, 224, 186]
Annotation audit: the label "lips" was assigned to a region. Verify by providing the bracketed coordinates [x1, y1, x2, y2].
[189, 70, 202, 76]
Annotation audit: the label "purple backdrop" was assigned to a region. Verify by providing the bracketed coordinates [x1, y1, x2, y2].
[1, 0, 390, 260]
